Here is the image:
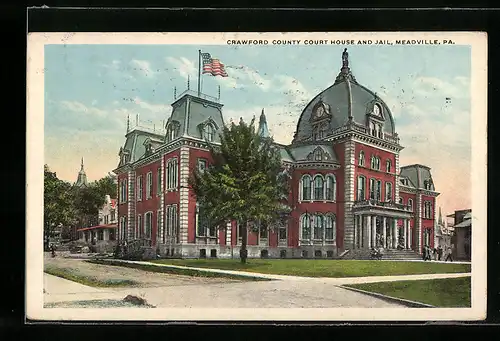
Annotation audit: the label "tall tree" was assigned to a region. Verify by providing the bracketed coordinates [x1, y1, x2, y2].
[44, 165, 77, 242]
[189, 117, 290, 264]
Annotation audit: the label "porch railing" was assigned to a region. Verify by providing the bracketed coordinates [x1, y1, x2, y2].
[354, 199, 411, 211]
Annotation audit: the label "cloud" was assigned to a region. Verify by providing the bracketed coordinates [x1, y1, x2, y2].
[413, 76, 470, 99]
[130, 59, 154, 77]
[166, 56, 197, 81]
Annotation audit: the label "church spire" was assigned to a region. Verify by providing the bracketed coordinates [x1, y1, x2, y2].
[257, 108, 271, 138]
[438, 207, 443, 225]
[75, 157, 88, 187]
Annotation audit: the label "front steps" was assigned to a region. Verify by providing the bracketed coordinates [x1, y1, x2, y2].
[381, 249, 422, 260]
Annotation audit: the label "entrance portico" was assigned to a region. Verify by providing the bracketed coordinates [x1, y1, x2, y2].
[352, 200, 413, 250]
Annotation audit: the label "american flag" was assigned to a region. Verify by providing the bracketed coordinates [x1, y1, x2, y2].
[201, 52, 228, 77]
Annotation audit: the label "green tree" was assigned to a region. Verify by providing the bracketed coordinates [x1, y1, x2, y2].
[44, 165, 77, 244]
[189, 118, 290, 264]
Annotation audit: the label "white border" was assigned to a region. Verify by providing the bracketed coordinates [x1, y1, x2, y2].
[27, 32, 487, 321]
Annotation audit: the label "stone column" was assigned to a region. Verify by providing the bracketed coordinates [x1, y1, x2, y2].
[393, 218, 398, 249]
[366, 215, 371, 249]
[382, 216, 387, 248]
[403, 219, 408, 249]
[353, 215, 358, 249]
[371, 215, 377, 248]
[408, 222, 412, 250]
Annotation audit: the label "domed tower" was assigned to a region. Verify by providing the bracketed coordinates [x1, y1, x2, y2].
[287, 49, 413, 257]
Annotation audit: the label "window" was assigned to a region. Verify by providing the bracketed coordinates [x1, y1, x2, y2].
[369, 178, 376, 200]
[164, 205, 178, 242]
[119, 180, 127, 203]
[110, 210, 116, 222]
[358, 151, 365, 166]
[198, 158, 207, 173]
[373, 103, 381, 116]
[203, 124, 215, 142]
[98, 230, 104, 241]
[260, 221, 268, 239]
[386, 159, 392, 173]
[144, 212, 153, 239]
[408, 199, 414, 212]
[166, 158, 178, 190]
[313, 175, 324, 200]
[301, 214, 311, 240]
[423, 201, 433, 219]
[137, 176, 143, 201]
[325, 215, 335, 240]
[119, 217, 127, 240]
[166, 122, 179, 143]
[313, 215, 324, 240]
[370, 122, 376, 136]
[196, 204, 208, 237]
[385, 182, 393, 201]
[371, 156, 381, 170]
[279, 224, 287, 241]
[399, 197, 404, 204]
[157, 209, 161, 241]
[301, 175, 312, 201]
[314, 148, 322, 161]
[137, 214, 142, 238]
[146, 172, 153, 199]
[325, 174, 336, 201]
[357, 176, 366, 201]
[376, 180, 382, 201]
[157, 168, 162, 196]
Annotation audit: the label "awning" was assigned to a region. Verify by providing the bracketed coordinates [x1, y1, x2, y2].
[77, 223, 117, 232]
[454, 219, 471, 228]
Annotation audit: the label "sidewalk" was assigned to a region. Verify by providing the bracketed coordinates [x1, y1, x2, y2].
[98, 259, 472, 285]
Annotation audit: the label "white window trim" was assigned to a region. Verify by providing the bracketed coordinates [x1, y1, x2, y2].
[358, 151, 365, 166]
[144, 211, 153, 240]
[385, 182, 393, 201]
[137, 175, 143, 201]
[313, 174, 325, 201]
[386, 159, 392, 173]
[137, 214, 142, 239]
[146, 172, 153, 199]
[166, 158, 179, 191]
[157, 168, 162, 196]
[408, 198, 414, 212]
[278, 224, 288, 242]
[300, 174, 313, 202]
[357, 175, 366, 201]
[157, 209, 161, 241]
[325, 173, 337, 202]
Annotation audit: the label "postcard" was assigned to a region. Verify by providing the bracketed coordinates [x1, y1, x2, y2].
[27, 31, 487, 321]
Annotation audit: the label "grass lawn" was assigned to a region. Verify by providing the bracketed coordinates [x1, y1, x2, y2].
[344, 276, 471, 307]
[151, 259, 471, 278]
[87, 260, 269, 281]
[44, 265, 140, 288]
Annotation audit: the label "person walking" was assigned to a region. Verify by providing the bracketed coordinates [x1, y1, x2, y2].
[437, 245, 443, 261]
[444, 245, 453, 262]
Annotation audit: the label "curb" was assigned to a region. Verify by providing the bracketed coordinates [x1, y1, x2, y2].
[338, 285, 435, 308]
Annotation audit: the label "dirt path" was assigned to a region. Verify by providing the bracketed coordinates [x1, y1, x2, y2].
[44, 256, 241, 288]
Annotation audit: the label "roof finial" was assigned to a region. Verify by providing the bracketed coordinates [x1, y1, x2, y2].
[187, 75, 190, 90]
[136, 113, 139, 126]
[127, 114, 130, 132]
[174, 86, 177, 100]
[218, 85, 221, 100]
[81, 157, 84, 171]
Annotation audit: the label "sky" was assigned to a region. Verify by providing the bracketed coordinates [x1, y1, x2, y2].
[44, 43, 471, 216]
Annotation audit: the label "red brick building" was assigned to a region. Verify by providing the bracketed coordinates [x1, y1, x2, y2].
[113, 51, 439, 259]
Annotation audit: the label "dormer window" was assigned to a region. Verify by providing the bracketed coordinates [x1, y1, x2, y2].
[314, 149, 322, 161]
[313, 123, 328, 140]
[203, 123, 215, 142]
[166, 121, 180, 143]
[373, 103, 381, 117]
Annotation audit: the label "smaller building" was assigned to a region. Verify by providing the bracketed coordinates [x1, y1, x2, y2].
[77, 195, 118, 253]
[435, 207, 453, 250]
[448, 209, 472, 261]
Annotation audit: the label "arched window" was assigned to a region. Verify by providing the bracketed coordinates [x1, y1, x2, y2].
[313, 148, 322, 161]
[369, 178, 376, 200]
[371, 156, 380, 170]
[313, 175, 324, 200]
[301, 214, 311, 240]
[325, 174, 336, 201]
[408, 199, 414, 212]
[313, 215, 324, 240]
[386, 159, 392, 173]
[357, 176, 366, 201]
[399, 197, 404, 204]
[203, 124, 215, 142]
[325, 215, 336, 241]
[373, 103, 381, 116]
[301, 175, 312, 201]
[385, 182, 393, 201]
[358, 151, 365, 166]
[370, 122, 376, 136]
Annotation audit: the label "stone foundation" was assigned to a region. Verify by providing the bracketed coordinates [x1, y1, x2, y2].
[156, 243, 339, 259]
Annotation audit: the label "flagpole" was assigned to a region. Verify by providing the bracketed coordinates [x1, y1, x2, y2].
[197, 50, 202, 97]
